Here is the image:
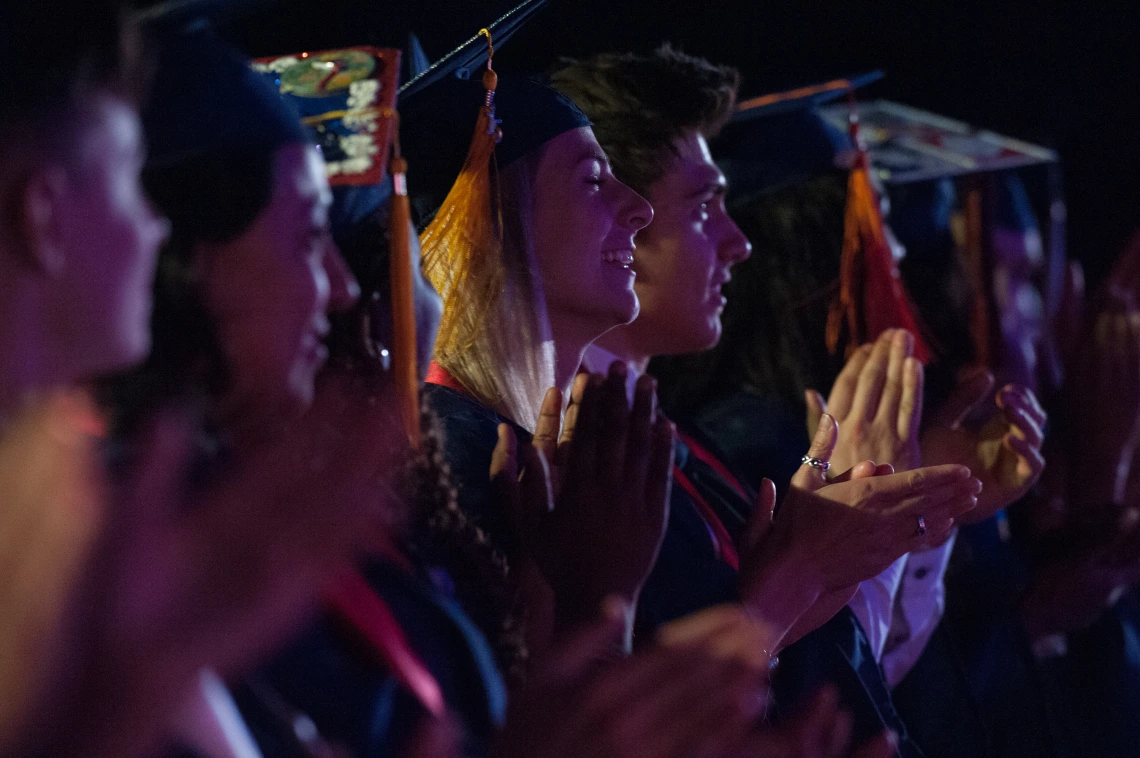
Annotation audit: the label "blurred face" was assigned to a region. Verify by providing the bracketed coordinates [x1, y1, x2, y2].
[49, 93, 169, 375]
[992, 224, 1045, 390]
[625, 131, 752, 356]
[200, 144, 358, 416]
[530, 127, 653, 340]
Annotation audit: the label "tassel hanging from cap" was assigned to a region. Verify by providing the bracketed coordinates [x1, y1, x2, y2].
[420, 28, 504, 367]
[387, 113, 421, 446]
[827, 94, 933, 363]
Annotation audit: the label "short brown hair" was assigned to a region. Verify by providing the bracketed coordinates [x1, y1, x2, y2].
[550, 45, 740, 195]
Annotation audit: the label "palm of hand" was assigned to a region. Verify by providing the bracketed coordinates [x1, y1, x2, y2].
[923, 417, 1026, 521]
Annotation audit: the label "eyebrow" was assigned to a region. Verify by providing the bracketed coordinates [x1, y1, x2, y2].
[577, 151, 610, 169]
[686, 178, 727, 200]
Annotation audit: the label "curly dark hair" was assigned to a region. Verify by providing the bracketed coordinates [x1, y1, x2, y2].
[333, 195, 529, 680]
[549, 45, 740, 196]
[400, 405, 529, 681]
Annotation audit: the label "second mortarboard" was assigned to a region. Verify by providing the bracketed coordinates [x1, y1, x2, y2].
[139, 4, 308, 168]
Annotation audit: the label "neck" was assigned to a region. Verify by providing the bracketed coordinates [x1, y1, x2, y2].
[0, 274, 70, 421]
[593, 325, 652, 376]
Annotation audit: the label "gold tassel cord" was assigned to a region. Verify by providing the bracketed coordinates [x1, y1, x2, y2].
[419, 31, 504, 372]
[388, 120, 420, 445]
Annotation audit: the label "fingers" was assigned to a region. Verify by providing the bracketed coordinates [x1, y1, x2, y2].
[931, 367, 994, 430]
[1004, 432, 1046, 482]
[557, 373, 591, 465]
[741, 478, 778, 557]
[826, 344, 872, 422]
[850, 331, 894, 422]
[625, 374, 658, 494]
[791, 414, 838, 492]
[517, 444, 554, 542]
[490, 423, 519, 483]
[805, 389, 827, 440]
[490, 423, 522, 529]
[875, 330, 914, 427]
[997, 385, 1046, 447]
[597, 363, 632, 487]
[642, 416, 675, 554]
[898, 357, 925, 444]
[532, 387, 564, 461]
[564, 374, 605, 490]
[829, 460, 879, 483]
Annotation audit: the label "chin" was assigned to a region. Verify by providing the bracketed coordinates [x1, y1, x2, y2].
[610, 291, 640, 326]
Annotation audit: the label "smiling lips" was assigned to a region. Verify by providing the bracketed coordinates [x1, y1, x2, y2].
[602, 250, 635, 266]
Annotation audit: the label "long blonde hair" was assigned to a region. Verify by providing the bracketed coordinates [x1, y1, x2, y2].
[421, 152, 554, 431]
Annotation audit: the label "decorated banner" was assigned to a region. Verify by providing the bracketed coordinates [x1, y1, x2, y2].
[253, 47, 401, 185]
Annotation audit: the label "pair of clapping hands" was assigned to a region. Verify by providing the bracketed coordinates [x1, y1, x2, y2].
[405, 601, 900, 758]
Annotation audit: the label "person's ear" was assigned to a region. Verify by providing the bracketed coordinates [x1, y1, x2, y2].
[19, 165, 70, 276]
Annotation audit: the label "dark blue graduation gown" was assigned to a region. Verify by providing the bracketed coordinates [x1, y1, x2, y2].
[427, 382, 920, 757]
[237, 557, 506, 757]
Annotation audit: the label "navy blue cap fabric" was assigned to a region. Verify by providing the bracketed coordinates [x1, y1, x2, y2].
[713, 73, 882, 199]
[141, 15, 308, 167]
[401, 72, 591, 221]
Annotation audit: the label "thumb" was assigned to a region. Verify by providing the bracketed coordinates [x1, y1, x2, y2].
[490, 424, 521, 523]
[792, 413, 838, 492]
[534, 595, 627, 687]
[931, 367, 995, 429]
[515, 443, 553, 545]
[741, 478, 777, 556]
[805, 389, 827, 439]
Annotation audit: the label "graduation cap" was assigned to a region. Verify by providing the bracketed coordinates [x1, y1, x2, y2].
[251, 46, 401, 187]
[714, 72, 934, 363]
[397, 0, 588, 222]
[404, 5, 589, 402]
[817, 100, 1058, 186]
[715, 72, 883, 200]
[138, 1, 309, 167]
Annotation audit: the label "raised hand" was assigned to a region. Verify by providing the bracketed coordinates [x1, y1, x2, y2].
[806, 329, 924, 474]
[738, 414, 979, 645]
[920, 369, 1046, 521]
[492, 362, 675, 629]
[495, 601, 772, 758]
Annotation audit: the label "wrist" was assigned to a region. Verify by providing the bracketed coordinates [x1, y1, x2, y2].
[740, 545, 823, 637]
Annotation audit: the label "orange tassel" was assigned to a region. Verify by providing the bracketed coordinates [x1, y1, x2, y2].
[388, 145, 420, 446]
[827, 104, 933, 363]
[420, 35, 504, 370]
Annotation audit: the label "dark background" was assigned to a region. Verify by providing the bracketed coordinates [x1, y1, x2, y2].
[228, 0, 1140, 286]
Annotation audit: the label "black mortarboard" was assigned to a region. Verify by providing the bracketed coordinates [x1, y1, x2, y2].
[139, 1, 308, 167]
[396, 0, 590, 219]
[714, 72, 883, 200]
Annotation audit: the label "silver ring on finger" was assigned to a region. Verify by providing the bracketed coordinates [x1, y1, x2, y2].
[801, 455, 830, 472]
[915, 514, 927, 537]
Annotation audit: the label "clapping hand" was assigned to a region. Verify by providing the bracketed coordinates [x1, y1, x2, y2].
[738, 413, 979, 646]
[495, 601, 772, 758]
[491, 363, 674, 631]
[921, 370, 1046, 521]
[806, 329, 924, 475]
